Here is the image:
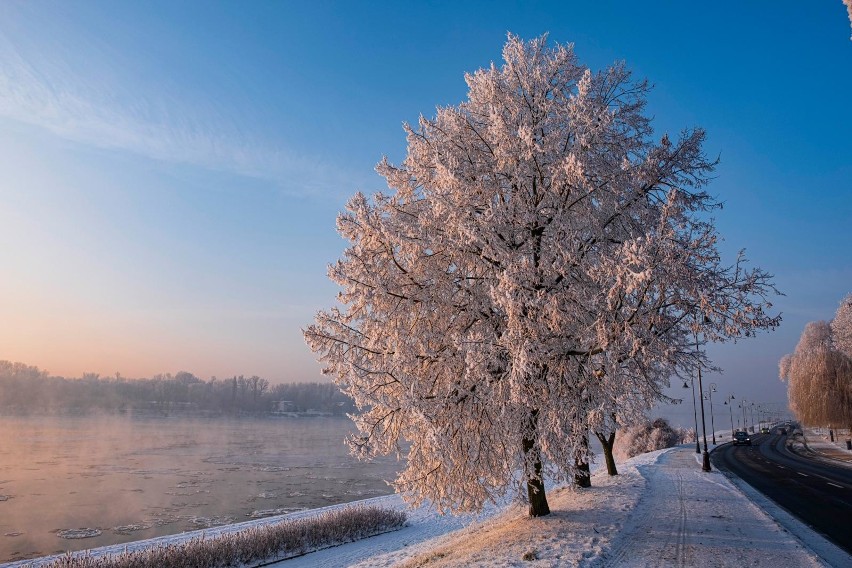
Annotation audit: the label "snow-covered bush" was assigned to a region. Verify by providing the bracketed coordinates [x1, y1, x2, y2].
[678, 427, 696, 444]
[31, 505, 406, 568]
[614, 418, 687, 461]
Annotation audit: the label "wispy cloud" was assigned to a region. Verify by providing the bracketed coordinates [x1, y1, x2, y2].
[0, 30, 361, 197]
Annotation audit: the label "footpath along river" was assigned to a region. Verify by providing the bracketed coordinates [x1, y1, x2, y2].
[0, 414, 400, 563]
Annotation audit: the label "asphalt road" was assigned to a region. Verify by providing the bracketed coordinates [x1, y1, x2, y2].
[711, 428, 852, 554]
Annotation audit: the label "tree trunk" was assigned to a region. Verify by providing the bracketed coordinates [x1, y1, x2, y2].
[574, 433, 592, 487]
[523, 410, 550, 517]
[595, 430, 618, 476]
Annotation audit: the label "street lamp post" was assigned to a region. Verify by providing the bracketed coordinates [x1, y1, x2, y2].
[684, 378, 700, 454]
[706, 383, 717, 445]
[724, 394, 735, 437]
[739, 399, 748, 433]
[694, 329, 711, 472]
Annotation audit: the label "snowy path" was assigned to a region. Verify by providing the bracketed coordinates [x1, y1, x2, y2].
[597, 447, 824, 568]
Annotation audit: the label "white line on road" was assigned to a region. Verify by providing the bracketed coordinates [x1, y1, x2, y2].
[797, 472, 809, 477]
[827, 482, 843, 488]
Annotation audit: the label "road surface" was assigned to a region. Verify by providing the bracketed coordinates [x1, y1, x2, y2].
[711, 428, 852, 554]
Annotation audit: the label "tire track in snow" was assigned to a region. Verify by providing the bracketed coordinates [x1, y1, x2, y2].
[598, 451, 693, 568]
[672, 469, 691, 567]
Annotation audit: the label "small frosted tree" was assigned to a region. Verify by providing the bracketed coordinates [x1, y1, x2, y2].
[592, 412, 621, 476]
[591, 380, 679, 476]
[305, 34, 779, 517]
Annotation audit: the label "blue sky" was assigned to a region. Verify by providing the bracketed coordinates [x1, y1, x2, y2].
[0, 1, 850, 422]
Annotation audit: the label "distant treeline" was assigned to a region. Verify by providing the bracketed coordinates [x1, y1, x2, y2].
[0, 360, 355, 416]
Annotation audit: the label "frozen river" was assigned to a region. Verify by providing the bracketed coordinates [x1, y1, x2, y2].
[0, 414, 400, 563]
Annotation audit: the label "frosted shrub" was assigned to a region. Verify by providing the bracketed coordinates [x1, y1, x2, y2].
[30, 505, 406, 568]
[678, 427, 696, 444]
[614, 418, 684, 461]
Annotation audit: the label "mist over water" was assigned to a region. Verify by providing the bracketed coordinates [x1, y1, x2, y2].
[0, 414, 401, 562]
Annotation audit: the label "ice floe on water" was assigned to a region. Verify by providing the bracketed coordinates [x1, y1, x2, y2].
[151, 513, 184, 527]
[246, 507, 306, 519]
[187, 515, 236, 528]
[56, 528, 102, 539]
[343, 489, 386, 497]
[252, 465, 291, 472]
[112, 523, 153, 535]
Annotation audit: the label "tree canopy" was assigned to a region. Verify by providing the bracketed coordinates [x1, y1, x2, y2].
[305, 34, 780, 516]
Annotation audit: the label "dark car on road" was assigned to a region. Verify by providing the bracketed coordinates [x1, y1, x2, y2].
[733, 431, 752, 446]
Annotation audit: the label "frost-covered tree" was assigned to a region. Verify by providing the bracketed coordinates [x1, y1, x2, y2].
[844, 0, 852, 40]
[782, 312, 852, 430]
[591, 382, 669, 476]
[305, 34, 779, 517]
[593, 413, 620, 476]
[831, 293, 852, 358]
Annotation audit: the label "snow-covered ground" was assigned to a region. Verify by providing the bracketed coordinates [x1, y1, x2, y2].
[271, 445, 851, 567]
[10, 440, 852, 567]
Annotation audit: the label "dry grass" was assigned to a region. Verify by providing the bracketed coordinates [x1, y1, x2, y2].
[30, 505, 406, 568]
